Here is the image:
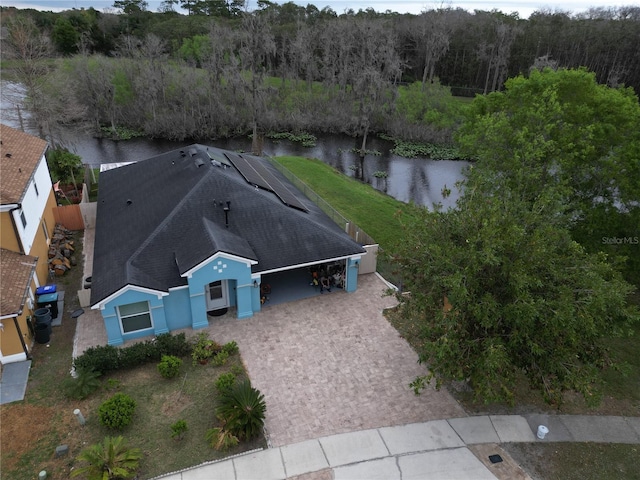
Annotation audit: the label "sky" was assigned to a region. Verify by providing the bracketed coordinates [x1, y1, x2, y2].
[1, 0, 638, 18]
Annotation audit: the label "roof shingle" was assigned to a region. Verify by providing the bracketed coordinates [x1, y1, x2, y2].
[0, 248, 37, 316]
[0, 124, 48, 204]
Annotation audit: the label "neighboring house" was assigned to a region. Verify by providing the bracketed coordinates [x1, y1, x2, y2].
[0, 124, 56, 364]
[90, 145, 367, 346]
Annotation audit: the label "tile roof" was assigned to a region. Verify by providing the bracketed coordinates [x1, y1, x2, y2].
[0, 124, 48, 204]
[91, 145, 366, 305]
[0, 248, 38, 316]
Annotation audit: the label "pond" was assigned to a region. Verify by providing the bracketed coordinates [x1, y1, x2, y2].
[1, 80, 468, 209]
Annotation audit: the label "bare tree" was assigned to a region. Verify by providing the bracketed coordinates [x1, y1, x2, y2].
[479, 19, 522, 94]
[412, 9, 455, 89]
[236, 12, 276, 155]
[2, 16, 53, 139]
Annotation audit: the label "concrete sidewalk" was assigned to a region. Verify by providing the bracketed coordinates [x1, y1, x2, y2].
[154, 414, 640, 480]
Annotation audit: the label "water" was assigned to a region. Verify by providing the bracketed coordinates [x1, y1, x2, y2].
[1, 80, 468, 208]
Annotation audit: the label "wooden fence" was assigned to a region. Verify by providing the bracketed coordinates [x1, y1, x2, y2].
[52, 204, 84, 231]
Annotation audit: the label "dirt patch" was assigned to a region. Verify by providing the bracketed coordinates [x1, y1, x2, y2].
[468, 443, 532, 480]
[160, 390, 193, 416]
[0, 403, 57, 471]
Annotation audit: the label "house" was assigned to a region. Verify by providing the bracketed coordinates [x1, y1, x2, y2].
[90, 145, 367, 346]
[0, 124, 57, 364]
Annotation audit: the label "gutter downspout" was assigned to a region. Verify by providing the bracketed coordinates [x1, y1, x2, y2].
[13, 316, 31, 360]
[14, 258, 38, 360]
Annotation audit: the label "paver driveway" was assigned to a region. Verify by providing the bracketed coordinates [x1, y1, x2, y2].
[205, 273, 466, 447]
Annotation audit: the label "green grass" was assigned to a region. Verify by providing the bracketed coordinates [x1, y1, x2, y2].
[505, 443, 640, 480]
[272, 156, 418, 252]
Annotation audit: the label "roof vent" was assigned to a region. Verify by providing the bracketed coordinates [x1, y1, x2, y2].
[195, 158, 204, 168]
[5, 153, 12, 158]
[189, 148, 198, 157]
[224, 201, 231, 228]
[180, 150, 186, 157]
[126, 199, 133, 205]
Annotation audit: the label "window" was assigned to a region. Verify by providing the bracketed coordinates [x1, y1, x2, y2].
[34, 182, 39, 196]
[42, 218, 50, 243]
[118, 301, 152, 333]
[20, 211, 27, 228]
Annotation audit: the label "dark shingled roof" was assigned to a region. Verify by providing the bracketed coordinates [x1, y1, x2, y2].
[91, 145, 365, 305]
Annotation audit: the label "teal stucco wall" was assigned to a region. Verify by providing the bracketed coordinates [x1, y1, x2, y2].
[102, 289, 168, 346]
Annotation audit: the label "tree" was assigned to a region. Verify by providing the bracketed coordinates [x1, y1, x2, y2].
[71, 436, 142, 480]
[52, 17, 80, 54]
[236, 12, 276, 155]
[392, 167, 639, 406]
[46, 148, 83, 187]
[409, 9, 454, 88]
[3, 15, 53, 139]
[456, 68, 640, 281]
[113, 0, 148, 14]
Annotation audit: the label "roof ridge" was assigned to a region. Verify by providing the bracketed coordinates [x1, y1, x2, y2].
[127, 167, 213, 279]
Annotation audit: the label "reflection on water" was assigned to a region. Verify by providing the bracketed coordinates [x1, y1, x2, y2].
[1, 80, 468, 208]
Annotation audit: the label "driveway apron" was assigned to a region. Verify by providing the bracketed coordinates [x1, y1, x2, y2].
[206, 273, 466, 447]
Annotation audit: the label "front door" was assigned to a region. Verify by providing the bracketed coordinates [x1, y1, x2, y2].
[205, 280, 229, 311]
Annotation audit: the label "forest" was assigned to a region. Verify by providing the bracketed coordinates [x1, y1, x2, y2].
[1, 1, 640, 149]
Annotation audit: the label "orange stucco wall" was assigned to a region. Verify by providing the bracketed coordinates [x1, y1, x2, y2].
[28, 190, 58, 285]
[0, 212, 21, 252]
[0, 312, 33, 358]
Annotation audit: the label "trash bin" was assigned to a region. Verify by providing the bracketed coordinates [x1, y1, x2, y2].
[36, 285, 57, 296]
[37, 293, 59, 319]
[34, 308, 52, 334]
[35, 323, 51, 344]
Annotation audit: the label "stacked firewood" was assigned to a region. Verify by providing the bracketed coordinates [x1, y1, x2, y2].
[48, 224, 76, 276]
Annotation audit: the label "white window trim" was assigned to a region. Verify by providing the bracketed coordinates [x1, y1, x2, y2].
[41, 218, 50, 245]
[117, 301, 154, 335]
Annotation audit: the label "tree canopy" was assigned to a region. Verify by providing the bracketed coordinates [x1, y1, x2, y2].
[456, 67, 640, 282]
[393, 69, 640, 406]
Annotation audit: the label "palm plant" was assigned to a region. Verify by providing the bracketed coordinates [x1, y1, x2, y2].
[63, 368, 102, 400]
[216, 380, 266, 440]
[71, 436, 142, 480]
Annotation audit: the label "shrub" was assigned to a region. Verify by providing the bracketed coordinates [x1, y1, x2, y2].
[216, 380, 266, 440]
[63, 368, 101, 400]
[214, 372, 236, 394]
[211, 350, 229, 367]
[205, 427, 239, 451]
[99, 393, 136, 430]
[157, 355, 182, 379]
[118, 342, 155, 370]
[156, 332, 192, 357]
[170, 419, 188, 440]
[222, 341, 239, 356]
[74, 345, 120, 375]
[71, 436, 141, 480]
[230, 364, 245, 377]
[74, 333, 191, 375]
[191, 332, 221, 365]
[106, 378, 121, 391]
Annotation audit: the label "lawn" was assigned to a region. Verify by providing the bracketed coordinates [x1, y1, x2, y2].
[272, 155, 419, 252]
[0, 232, 265, 480]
